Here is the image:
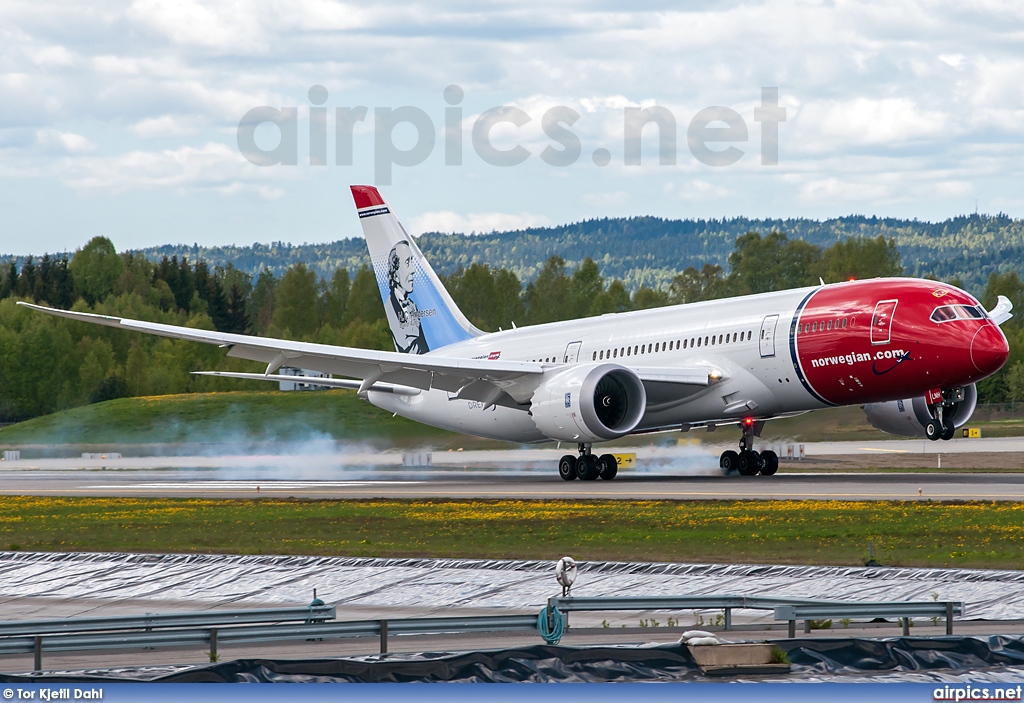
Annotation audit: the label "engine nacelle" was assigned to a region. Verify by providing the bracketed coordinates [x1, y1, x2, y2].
[530, 364, 647, 442]
[862, 384, 977, 438]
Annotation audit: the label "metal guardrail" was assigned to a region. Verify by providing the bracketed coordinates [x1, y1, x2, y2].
[0, 606, 337, 637]
[0, 596, 967, 671]
[548, 595, 831, 631]
[0, 613, 539, 671]
[774, 601, 964, 638]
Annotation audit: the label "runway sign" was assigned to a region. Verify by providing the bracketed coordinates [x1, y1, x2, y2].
[961, 428, 981, 438]
[612, 453, 637, 468]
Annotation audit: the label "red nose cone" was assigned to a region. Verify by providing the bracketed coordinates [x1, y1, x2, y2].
[971, 324, 1010, 375]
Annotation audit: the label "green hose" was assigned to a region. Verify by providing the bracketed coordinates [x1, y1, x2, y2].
[537, 606, 564, 644]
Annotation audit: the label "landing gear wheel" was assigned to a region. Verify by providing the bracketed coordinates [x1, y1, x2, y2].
[576, 454, 600, 480]
[941, 423, 955, 441]
[558, 455, 578, 481]
[720, 450, 739, 473]
[759, 450, 779, 476]
[598, 454, 618, 480]
[737, 450, 761, 476]
[925, 420, 941, 441]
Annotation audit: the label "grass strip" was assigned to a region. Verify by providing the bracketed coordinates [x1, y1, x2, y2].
[1, 497, 1023, 569]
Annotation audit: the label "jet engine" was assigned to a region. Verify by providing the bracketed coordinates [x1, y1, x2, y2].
[530, 363, 647, 442]
[862, 384, 977, 438]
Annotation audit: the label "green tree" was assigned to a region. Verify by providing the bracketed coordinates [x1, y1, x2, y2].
[0, 261, 16, 299]
[339, 318, 392, 350]
[570, 257, 605, 319]
[249, 268, 277, 334]
[589, 279, 631, 315]
[524, 256, 573, 324]
[271, 263, 319, 339]
[1005, 361, 1024, 402]
[346, 265, 384, 325]
[632, 286, 669, 310]
[321, 267, 351, 328]
[493, 268, 525, 329]
[728, 231, 821, 294]
[669, 264, 730, 304]
[815, 235, 903, 282]
[445, 263, 499, 330]
[70, 237, 125, 305]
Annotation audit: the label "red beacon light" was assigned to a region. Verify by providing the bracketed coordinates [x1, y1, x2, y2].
[743, 417, 754, 427]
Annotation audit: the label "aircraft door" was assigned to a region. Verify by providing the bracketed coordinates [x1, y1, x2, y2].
[563, 341, 582, 363]
[871, 299, 898, 345]
[759, 315, 779, 358]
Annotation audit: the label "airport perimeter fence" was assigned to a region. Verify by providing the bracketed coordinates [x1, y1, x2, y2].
[0, 596, 964, 672]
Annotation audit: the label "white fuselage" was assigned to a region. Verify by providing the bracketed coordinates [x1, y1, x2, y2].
[369, 286, 819, 443]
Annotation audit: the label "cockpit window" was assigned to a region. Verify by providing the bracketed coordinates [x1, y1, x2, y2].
[955, 305, 985, 319]
[931, 305, 985, 323]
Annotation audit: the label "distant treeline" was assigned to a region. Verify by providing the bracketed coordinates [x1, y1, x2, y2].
[2, 230, 1023, 423]
[15, 212, 1010, 295]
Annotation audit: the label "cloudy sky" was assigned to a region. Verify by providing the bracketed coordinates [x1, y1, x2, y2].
[1, 0, 1022, 253]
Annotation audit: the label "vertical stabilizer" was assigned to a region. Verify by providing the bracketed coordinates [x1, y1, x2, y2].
[350, 185, 481, 354]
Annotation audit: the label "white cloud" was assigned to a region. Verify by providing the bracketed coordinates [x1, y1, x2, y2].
[796, 98, 952, 149]
[60, 141, 291, 198]
[0, 0, 1023, 249]
[581, 190, 628, 207]
[664, 179, 732, 201]
[130, 115, 199, 138]
[408, 210, 551, 235]
[32, 45, 75, 68]
[35, 128, 96, 153]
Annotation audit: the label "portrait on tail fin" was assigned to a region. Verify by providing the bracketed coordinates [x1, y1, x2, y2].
[386, 240, 429, 354]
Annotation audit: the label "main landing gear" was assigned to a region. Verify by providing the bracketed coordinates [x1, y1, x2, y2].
[559, 444, 618, 481]
[719, 421, 778, 477]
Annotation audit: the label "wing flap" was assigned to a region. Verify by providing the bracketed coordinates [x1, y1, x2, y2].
[191, 371, 422, 395]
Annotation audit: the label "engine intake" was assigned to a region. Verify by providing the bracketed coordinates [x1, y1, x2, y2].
[530, 364, 647, 442]
[862, 384, 977, 438]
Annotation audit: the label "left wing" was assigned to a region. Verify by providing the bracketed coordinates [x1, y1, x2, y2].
[17, 302, 543, 407]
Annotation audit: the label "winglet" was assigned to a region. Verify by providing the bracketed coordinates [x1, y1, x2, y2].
[989, 295, 1014, 326]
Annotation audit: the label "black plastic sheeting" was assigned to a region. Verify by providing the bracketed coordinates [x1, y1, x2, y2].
[5, 637, 1024, 683]
[777, 636, 1024, 675]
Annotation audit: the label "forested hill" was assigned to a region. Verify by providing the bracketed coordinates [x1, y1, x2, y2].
[133, 213, 1024, 293]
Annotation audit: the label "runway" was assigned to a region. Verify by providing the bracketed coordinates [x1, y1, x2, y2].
[1, 467, 1023, 501]
[0, 436, 1021, 501]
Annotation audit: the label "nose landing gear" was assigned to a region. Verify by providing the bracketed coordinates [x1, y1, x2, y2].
[925, 389, 962, 442]
[719, 420, 778, 476]
[559, 444, 618, 481]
